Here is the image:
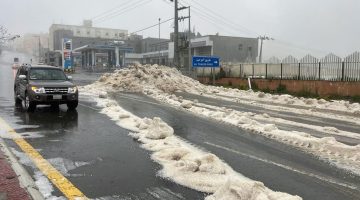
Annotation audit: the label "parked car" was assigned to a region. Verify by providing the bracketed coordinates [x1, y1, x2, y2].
[14, 64, 78, 112]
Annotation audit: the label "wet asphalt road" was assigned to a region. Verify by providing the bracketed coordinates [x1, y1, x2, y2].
[1, 51, 360, 200]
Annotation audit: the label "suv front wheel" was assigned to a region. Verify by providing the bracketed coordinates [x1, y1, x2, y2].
[67, 101, 78, 110]
[23, 92, 36, 112]
[14, 89, 22, 106]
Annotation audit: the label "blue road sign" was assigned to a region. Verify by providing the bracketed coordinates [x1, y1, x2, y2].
[192, 56, 220, 67]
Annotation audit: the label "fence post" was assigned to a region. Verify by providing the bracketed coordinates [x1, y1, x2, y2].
[280, 63, 283, 80]
[265, 63, 268, 79]
[318, 62, 321, 80]
[239, 64, 242, 78]
[298, 63, 301, 80]
[341, 61, 345, 81]
[252, 63, 255, 78]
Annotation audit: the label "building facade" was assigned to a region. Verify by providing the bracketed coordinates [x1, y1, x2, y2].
[191, 35, 258, 63]
[49, 20, 128, 51]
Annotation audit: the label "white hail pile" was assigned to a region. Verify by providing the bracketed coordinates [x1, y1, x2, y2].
[83, 64, 360, 115]
[84, 95, 302, 200]
[84, 64, 204, 94]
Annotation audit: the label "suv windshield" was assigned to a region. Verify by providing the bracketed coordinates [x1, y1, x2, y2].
[29, 68, 67, 80]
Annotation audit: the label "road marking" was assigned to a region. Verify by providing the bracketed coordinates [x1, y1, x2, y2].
[205, 141, 358, 190]
[0, 117, 88, 200]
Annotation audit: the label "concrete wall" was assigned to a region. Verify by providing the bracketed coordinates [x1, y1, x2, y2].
[198, 77, 360, 97]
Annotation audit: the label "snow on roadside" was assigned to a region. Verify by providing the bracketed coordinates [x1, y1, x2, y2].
[203, 87, 360, 115]
[80, 86, 301, 199]
[194, 102, 360, 141]
[203, 93, 360, 127]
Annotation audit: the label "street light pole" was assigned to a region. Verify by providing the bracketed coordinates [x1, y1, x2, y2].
[258, 35, 273, 63]
[158, 18, 161, 65]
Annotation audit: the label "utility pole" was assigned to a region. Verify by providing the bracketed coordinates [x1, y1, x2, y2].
[258, 35, 273, 63]
[188, 6, 191, 75]
[158, 18, 161, 65]
[172, 0, 179, 68]
[178, 6, 191, 73]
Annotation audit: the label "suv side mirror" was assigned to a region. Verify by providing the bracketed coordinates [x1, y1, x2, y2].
[67, 76, 73, 80]
[19, 75, 26, 80]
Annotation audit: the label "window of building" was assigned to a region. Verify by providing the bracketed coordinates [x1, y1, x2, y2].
[87, 31, 90, 35]
[105, 32, 109, 36]
[115, 33, 118, 37]
[248, 46, 252, 51]
[238, 44, 243, 51]
[77, 30, 81, 34]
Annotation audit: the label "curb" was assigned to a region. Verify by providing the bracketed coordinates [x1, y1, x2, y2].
[0, 138, 45, 200]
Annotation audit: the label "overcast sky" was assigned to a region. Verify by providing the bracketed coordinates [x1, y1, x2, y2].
[1, 0, 359, 59]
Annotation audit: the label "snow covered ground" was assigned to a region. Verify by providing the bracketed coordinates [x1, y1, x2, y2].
[79, 64, 360, 199]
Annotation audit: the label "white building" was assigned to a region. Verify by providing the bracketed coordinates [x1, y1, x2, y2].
[49, 20, 128, 51]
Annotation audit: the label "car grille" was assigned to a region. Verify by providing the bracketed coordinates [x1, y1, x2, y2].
[44, 87, 68, 94]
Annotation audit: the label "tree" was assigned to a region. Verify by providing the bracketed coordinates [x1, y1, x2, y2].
[0, 25, 10, 44]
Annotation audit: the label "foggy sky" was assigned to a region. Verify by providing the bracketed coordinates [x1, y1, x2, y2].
[1, 0, 359, 59]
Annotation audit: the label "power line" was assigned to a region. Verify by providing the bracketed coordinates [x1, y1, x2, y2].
[93, 0, 147, 22]
[188, 7, 237, 36]
[179, 2, 246, 36]
[179, 0, 258, 36]
[130, 18, 174, 35]
[94, 0, 153, 24]
[90, 0, 135, 20]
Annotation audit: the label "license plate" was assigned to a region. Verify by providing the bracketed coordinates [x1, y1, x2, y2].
[53, 95, 62, 100]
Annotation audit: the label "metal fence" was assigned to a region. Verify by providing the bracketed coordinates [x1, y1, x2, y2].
[207, 52, 360, 82]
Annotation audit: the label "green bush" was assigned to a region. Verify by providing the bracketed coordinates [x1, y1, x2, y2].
[262, 87, 271, 93]
[276, 84, 287, 93]
[239, 85, 248, 90]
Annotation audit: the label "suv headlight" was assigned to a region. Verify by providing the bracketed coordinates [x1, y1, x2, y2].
[31, 86, 45, 94]
[68, 87, 77, 94]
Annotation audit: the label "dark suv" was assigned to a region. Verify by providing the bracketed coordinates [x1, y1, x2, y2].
[14, 64, 78, 112]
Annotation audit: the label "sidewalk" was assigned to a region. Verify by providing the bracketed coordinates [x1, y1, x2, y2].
[0, 148, 31, 200]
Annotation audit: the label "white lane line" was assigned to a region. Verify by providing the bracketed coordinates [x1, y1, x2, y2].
[205, 141, 358, 190]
